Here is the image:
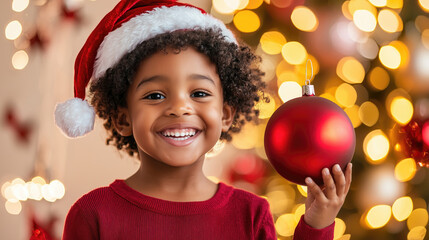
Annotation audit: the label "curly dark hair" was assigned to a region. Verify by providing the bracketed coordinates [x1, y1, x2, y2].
[89, 28, 267, 156]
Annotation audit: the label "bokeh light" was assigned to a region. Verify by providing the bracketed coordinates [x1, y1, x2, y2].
[335, 83, 357, 108]
[407, 208, 429, 230]
[336, 57, 365, 84]
[296, 185, 307, 197]
[379, 45, 401, 69]
[369, 0, 387, 7]
[281, 41, 308, 65]
[365, 205, 392, 229]
[358, 38, 379, 59]
[278, 81, 301, 103]
[5, 200, 22, 215]
[233, 10, 260, 33]
[5, 20, 22, 40]
[12, 0, 29, 12]
[271, 0, 293, 8]
[363, 129, 390, 163]
[275, 213, 297, 237]
[291, 6, 318, 32]
[419, 0, 429, 12]
[231, 123, 258, 149]
[213, 0, 240, 14]
[359, 101, 379, 127]
[395, 158, 417, 182]
[407, 226, 427, 240]
[12, 50, 29, 70]
[246, 0, 263, 9]
[344, 105, 361, 128]
[334, 218, 347, 239]
[378, 9, 403, 33]
[293, 204, 306, 222]
[392, 196, 413, 221]
[254, 93, 276, 119]
[260, 31, 286, 55]
[390, 97, 413, 125]
[386, 0, 403, 9]
[368, 67, 390, 91]
[353, 10, 377, 32]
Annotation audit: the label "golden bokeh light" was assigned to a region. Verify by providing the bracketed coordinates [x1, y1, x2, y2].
[293, 204, 306, 223]
[297, 185, 307, 197]
[275, 213, 297, 237]
[5, 20, 22, 40]
[291, 6, 318, 32]
[335, 83, 357, 108]
[281, 41, 308, 65]
[254, 93, 276, 119]
[246, 0, 263, 9]
[407, 226, 427, 240]
[231, 123, 258, 149]
[344, 105, 362, 128]
[363, 129, 390, 163]
[49, 180, 66, 200]
[390, 97, 413, 125]
[378, 9, 403, 33]
[278, 81, 301, 103]
[12, 50, 29, 70]
[395, 158, 417, 182]
[392, 196, 413, 221]
[5, 200, 22, 215]
[266, 190, 292, 214]
[233, 10, 260, 33]
[365, 205, 392, 229]
[31, 176, 46, 185]
[348, 0, 377, 16]
[368, 67, 390, 91]
[210, 7, 234, 24]
[359, 101, 379, 127]
[260, 31, 287, 55]
[342, 1, 352, 20]
[422, 29, 429, 50]
[336, 57, 365, 84]
[386, 0, 403, 9]
[419, 0, 429, 12]
[277, 71, 299, 86]
[353, 10, 377, 32]
[369, 0, 387, 7]
[407, 209, 429, 230]
[334, 218, 346, 239]
[276, 59, 294, 78]
[12, 0, 29, 12]
[213, 0, 240, 14]
[379, 45, 401, 69]
[271, 0, 292, 8]
[358, 38, 379, 60]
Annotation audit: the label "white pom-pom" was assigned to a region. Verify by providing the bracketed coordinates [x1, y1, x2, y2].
[54, 98, 95, 138]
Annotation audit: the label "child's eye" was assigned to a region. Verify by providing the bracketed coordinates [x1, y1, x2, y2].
[143, 93, 165, 100]
[191, 91, 210, 98]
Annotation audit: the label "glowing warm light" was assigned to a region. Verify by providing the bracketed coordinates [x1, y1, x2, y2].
[395, 158, 417, 182]
[233, 10, 260, 33]
[12, 50, 29, 70]
[334, 218, 346, 239]
[392, 196, 413, 221]
[359, 101, 379, 127]
[26, 182, 43, 200]
[246, 0, 263, 9]
[368, 67, 390, 91]
[423, 29, 429, 50]
[32, 176, 46, 185]
[50, 180, 66, 199]
[275, 213, 297, 237]
[365, 205, 392, 229]
[260, 31, 287, 55]
[266, 190, 291, 214]
[378, 9, 403, 33]
[12, 0, 30, 12]
[408, 226, 427, 240]
[386, 0, 403, 9]
[5, 200, 22, 215]
[231, 123, 258, 149]
[207, 176, 220, 184]
[342, 1, 352, 20]
[11, 183, 29, 201]
[281, 41, 308, 65]
[255, 93, 276, 119]
[41, 184, 56, 202]
[297, 185, 307, 197]
[363, 130, 390, 162]
[210, 7, 234, 24]
[348, 0, 377, 16]
[213, 0, 238, 14]
[407, 208, 429, 230]
[344, 105, 361, 128]
[419, 0, 429, 12]
[391, 97, 413, 125]
[379, 45, 401, 69]
[271, 0, 292, 8]
[277, 71, 299, 86]
[278, 81, 301, 103]
[358, 38, 379, 59]
[291, 6, 318, 32]
[293, 204, 306, 222]
[423, 122, 429, 146]
[353, 10, 377, 32]
[5, 20, 22, 40]
[336, 57, 365, 84]
[335, 83, 357, 108]
[369, 0, 387, 7]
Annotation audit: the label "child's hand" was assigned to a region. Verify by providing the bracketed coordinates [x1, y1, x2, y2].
[303, 163, 352, 229]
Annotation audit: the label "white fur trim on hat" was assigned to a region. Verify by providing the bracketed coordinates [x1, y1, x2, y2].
[93, 5, 236, 80]
[54, 98, 95, 138]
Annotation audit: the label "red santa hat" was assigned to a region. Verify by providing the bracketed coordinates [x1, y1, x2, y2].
[54, 0, 237, 138]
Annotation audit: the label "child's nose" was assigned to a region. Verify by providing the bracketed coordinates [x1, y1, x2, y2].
[165, 95, 193, 117]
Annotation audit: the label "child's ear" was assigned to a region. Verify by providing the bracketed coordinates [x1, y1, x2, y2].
[221, 103, 236, 132]
[112, 107, 133, 136]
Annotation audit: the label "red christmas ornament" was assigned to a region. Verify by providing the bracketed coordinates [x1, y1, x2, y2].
[394, 119, 429, 167]
[264, 83, 355, 185]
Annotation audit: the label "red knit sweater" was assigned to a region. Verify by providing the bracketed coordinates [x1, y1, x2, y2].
[62, 180, 334, 239]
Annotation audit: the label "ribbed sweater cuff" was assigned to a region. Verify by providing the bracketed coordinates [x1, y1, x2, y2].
[293, 215, 335, 240]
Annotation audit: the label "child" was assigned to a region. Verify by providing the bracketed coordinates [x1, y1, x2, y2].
[56, 0, 352, 239]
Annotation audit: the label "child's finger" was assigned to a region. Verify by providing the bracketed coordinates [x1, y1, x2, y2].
[344, 163, 353, 195]
[305, 177, 327, 203]
[321, 168, 337, 199]
[332, 164, 346, 197]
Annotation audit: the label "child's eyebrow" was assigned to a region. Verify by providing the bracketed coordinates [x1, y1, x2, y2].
[136, 74, 216, 89]
[189, 74, 216, 86]
[136, 75, 167, 89]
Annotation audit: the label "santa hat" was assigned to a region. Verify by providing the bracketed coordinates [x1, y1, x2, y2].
[54, 0, 237, 138]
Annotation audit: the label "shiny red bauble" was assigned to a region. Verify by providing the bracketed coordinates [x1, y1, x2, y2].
[264, 96, 356, 185]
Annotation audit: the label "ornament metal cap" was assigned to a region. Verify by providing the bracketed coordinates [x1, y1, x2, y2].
[302, 59, 315, 96]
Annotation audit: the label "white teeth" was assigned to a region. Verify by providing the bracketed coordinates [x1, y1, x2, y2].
[161, 129, 197, 139]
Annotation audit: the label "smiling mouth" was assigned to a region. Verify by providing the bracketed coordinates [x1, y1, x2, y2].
[159, 128, 200, 141]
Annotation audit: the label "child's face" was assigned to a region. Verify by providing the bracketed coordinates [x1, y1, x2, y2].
[117, 47, 234, 167]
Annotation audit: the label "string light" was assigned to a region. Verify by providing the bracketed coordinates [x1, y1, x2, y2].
[5, 20, 22, 40]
